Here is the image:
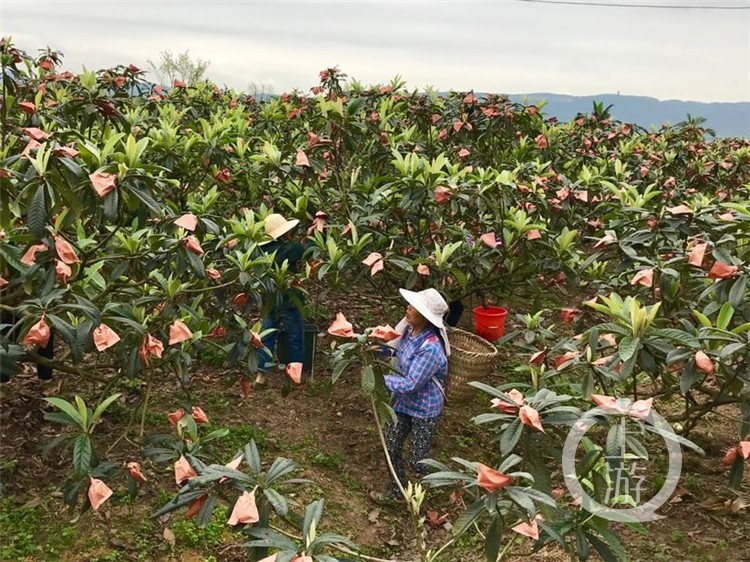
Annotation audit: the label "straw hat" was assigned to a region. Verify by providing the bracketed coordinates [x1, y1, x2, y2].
[262, 213, 299, 242]
[399, 288, 451, 355]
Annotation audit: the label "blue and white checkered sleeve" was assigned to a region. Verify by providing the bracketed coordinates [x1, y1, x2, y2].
[385, 346, 440, 394]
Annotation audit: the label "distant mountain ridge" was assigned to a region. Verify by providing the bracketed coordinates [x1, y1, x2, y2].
[140, 83, 748, 138]
[507, 93, 749, 139]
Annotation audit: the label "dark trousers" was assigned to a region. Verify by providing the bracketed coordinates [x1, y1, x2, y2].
[257, 304, 304, 372]
[446, 300, 464, 327]
[384, 412, 441, 496]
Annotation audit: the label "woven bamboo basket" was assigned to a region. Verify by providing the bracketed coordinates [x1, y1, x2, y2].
[445, 327, 499, 403]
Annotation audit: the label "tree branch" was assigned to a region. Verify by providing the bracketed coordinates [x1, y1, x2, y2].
[21, 353, 90, 378]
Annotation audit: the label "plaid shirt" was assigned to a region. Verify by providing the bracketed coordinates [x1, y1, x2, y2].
[384, 324, 448, 419]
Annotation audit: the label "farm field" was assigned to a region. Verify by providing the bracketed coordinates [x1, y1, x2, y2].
[0, 42, 749, 562]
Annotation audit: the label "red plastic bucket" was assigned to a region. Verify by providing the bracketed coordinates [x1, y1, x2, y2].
[473, 306, 507, 341]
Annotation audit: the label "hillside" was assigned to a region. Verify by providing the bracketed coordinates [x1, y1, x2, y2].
[144, 83, 748, 138]
[508, 93, 749, 138]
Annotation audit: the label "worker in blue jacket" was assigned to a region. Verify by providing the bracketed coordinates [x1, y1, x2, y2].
[254, 213, 308, 387]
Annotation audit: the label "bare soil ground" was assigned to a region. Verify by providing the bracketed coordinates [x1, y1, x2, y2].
[1, 298, 748, 562]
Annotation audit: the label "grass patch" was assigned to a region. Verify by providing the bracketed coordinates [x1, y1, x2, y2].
[202, 391, 234, 415]
[0, 497, 78, 562]
[171, 506, 232, 549]
[0, 498, 39, 561]
[211, 423, 269, 460]
[307, 379, 334, 399]
[90, 551, 126, 562]
[311, 450, 344, 470]
[339, 471, 366, 493]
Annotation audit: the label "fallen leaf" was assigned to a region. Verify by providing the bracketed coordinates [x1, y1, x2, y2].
[668, 487, 693, 504]
[726, 497, 749, 514]
[20, 497, 42, 510]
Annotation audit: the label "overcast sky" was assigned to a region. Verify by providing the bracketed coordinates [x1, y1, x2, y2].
[2, 0, 749, 102]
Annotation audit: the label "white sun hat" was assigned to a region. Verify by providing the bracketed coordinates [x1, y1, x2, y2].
[399, 288, 451, 356]
[261, 213, 300, 243]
